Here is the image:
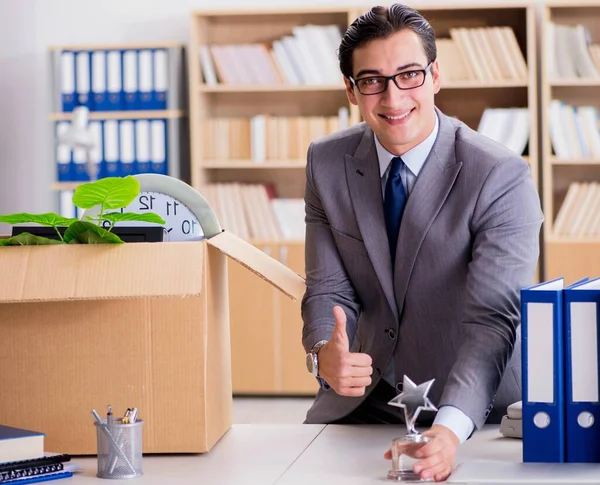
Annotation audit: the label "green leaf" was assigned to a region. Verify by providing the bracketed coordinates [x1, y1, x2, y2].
[0, 212, 77, 227]
[103, 211, 166, 225]
[72, 176, 140, 210]
[0, 233, 65, 246]
[63, 221, 124, 244]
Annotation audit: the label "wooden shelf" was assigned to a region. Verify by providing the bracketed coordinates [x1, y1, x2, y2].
[189, 3, 541, 394]
[550, 78, 600, 87]
[48, 42, 184, 51]
[551, 158, 600, 165]
[49, 110, 186, 121]
[202, 160, 306, 169]
[199, 84, 345, 93]
[442, 80, 528, 89]
[541, 1, 600, 281]
[52, 182, 83, 191]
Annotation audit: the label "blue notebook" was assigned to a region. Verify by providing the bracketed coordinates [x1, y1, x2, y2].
[0, 425, 44, 464]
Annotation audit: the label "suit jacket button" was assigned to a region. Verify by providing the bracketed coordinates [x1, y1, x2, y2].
[388, 329, 396, 340]
[396, 382, 403, 392]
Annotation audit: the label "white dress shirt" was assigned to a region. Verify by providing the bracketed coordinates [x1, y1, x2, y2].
[374, 113, 475, 444]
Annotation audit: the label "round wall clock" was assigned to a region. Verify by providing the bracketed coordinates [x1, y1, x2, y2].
[82, 174, 222, 242]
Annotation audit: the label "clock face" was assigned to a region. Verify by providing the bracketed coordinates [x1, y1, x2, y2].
[102, 191, 204, 242]
[81, 174, 222, 242]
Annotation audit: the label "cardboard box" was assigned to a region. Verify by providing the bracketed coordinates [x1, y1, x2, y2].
[0, 231, 305, 455]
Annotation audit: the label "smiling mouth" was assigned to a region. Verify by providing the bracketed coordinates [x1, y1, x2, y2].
[379, 108, 415, 121]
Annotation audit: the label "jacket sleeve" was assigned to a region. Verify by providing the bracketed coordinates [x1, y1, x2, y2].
[301, 142, 362, 354]
[438, 156, 544, 429]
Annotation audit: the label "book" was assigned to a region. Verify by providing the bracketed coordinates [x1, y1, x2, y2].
[0, 426, 44, 464]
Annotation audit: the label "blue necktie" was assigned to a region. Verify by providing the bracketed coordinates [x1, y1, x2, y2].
[384, 157, 407, 263]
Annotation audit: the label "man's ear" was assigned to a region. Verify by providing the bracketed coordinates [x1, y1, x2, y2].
[344, 77, 358, 106]
[431, 60, 441, 94]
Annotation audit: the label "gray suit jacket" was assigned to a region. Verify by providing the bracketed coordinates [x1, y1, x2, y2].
[301, 107, 543, 430]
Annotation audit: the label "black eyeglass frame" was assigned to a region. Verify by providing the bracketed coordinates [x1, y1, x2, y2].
[348, 63, 433, 95]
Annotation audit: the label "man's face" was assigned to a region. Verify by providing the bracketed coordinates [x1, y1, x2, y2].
[345, 29, 441, 155]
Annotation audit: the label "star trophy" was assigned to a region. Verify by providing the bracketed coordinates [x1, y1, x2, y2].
[386, 375, 438, 482]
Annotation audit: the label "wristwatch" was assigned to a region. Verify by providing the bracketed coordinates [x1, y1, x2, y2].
[306, 340, 328, 377]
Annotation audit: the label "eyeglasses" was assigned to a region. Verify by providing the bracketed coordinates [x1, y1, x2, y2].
[349, 64, 432, 95]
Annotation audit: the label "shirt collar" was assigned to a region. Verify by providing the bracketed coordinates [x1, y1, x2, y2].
[375, 111, 439, 179]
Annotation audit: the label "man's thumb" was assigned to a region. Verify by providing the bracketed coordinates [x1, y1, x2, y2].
[332, 306, 349, 350]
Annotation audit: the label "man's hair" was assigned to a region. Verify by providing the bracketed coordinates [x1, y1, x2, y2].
[338, 4, 437, 79]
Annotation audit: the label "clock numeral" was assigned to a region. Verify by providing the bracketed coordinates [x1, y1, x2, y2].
[139, 195, 155, 211]
[102, 220, 112, 230]
[166, 200, 179, 216]
[182, 220, 197, 235]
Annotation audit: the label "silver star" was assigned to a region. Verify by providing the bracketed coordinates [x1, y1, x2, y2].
[388, 375, 438, 435]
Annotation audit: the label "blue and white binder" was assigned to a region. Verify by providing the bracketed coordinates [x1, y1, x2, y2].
[135, 120, 151, 174]
[106, 50, 123, 111]
[153, 49, 168, 110]
[521, 277, 566, 463]
[56, 121, 73, 181]
[150, 119, 167, 174]
[75, 51, 92, 109]
[564, 277, 600, 462]
[60, 51, 76, 112]
[91, 51, 110, 111]
[119, 120, 135, 176]
[89, 120, 103, 180]
[103, 120, 120, 177]
[138, 50, 154, 110]
[122, 50, 139, 111]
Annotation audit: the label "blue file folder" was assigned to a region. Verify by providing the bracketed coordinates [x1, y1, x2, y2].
[521, 277, 566, 463]
[564, 277, 600, 462]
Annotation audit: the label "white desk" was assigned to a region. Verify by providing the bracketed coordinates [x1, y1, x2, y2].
[70, 424, 600, 484]
[71, 424, 325, 484]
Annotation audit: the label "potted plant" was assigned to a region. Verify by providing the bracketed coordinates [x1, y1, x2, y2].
[0, 176, 165, 245]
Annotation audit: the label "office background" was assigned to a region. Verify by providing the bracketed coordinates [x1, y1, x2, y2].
[0, 0, 543, 218]
[1, 0, 598, 401]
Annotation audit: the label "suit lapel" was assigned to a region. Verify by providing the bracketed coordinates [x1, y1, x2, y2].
[345, 126, 398, 321]
[393, 109, 463, 316]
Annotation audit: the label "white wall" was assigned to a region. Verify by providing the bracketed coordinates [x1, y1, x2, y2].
[0, 0, 541, 227]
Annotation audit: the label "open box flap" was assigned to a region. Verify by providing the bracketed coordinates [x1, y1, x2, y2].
[206, 231, 306, 300]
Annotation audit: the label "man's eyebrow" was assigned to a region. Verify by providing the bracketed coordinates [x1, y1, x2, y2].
[355, 63, 425, 78]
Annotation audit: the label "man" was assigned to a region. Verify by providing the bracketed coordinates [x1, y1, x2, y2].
[301, 3, 543, 482]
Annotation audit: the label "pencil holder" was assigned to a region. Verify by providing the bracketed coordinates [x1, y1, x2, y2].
[95, 418, 143, 479]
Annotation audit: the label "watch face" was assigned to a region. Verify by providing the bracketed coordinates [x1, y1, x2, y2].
[102, 191, 203, 242]
[306, 353, 317, 376]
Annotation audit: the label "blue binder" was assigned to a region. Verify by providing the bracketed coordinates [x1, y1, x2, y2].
[106, 50, 123, 111]
[122, 49, 139, 111]
[138, 49, 154, 110]
[60, 51, 76, 112]
[521, 277, 566, 463]
[150, 119, 167, 175]
[135, 120, 151, 174]
[564, 277, 600, 462]
[55, 121, 73, 182]
[91, 50, 111, 111]
[103, 119, 120, 177]
[153, 48, 168, 110]
[75, 50, 92, 109]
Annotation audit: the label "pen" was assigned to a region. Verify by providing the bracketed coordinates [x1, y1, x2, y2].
[107, 405, 113, 426]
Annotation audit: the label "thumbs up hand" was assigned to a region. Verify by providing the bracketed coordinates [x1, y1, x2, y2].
[317, 305, 373, 397]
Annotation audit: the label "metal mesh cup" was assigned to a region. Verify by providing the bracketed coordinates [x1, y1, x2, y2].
[95, 418, 143, 479]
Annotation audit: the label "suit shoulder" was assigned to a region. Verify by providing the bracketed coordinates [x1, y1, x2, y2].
[453, 119, 527, 171]
[310, 122, 367, 155]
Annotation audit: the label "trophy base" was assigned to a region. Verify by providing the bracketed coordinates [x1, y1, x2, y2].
[387, 469, 432, 482]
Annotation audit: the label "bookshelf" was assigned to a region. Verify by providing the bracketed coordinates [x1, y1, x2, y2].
[188, 3, 538, 395]
[540, 1, 600, 283]
[48, 42, 188, 214]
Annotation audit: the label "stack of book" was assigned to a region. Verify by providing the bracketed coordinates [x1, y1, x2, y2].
[0, 425, 75, 484]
